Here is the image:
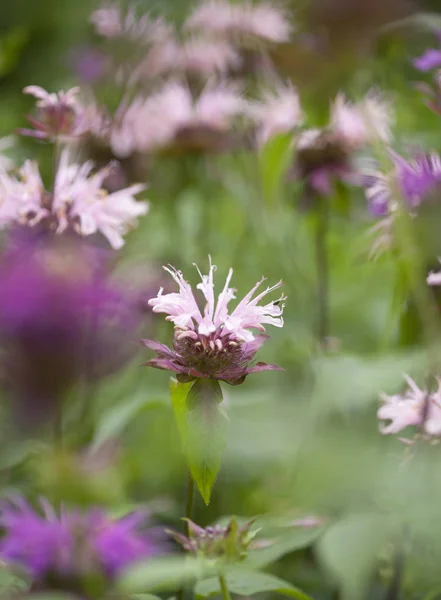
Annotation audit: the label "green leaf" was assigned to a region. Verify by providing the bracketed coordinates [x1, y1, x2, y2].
[185, 379, 228, 505]
[244, 526, 326, 568]
[93, 392, 167, 449]
[0, 27, 28, 77]
[119, 556, 213, 593]
[0, 565, 27, 594]
[317, 513, 393, 600]
[259, 132, 294, 208]
[171, 378, 228, 505]
[195, 570, 312, 599]
[170, 377, 193, 441]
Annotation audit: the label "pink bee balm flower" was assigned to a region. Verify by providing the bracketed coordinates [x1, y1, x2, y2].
[53, 151, 149, 250]
[110, 81, 246, 157]
[378, 375, 441, 439]
[178, 38, 242, 77]
[248, 83, 303, 146]
[90, 3, 167, 41]
[142, 259, 285, 385]
[185, 0, 292, 45]
[20, 86, 93, 141]
[0, 153, 148, 249]
[330, 92, 393, 149]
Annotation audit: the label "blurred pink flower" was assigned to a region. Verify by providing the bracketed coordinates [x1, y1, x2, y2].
[179, 38, 242, 76]
[133, 37, 241, 82]
[0, 160, 49, 227]
[0, 153, 148, 249]
[248, 83, 303, 146]
[90, 3, 122, 37]
[185, 0, 292, 45]
[53, 151, 149, 249]
[143, 258, 285, 384]
[427, 260, 441, 285]
[91, 3, 170, 42]
[110, 81, 246, 156]
[378, 375, 441, 438]
[330, 92, 393, 149]
[20, 86, 103, 141]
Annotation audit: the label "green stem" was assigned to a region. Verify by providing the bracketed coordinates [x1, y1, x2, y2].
[185, 473, 195, 533]
[384, 546, 404, 600]
[315, 198, 329, 347]
[219, 574, 232, 600]
[177, 475, 196, 600]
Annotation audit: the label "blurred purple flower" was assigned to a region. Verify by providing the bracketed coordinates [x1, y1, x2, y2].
[0, 230, 143, 428]
[413, 32, 441, 72]
[70, 46, 109, 84]
[0, 497, 160, 594]
[142, 258, 285, 385]
[364, 151, 441, 217]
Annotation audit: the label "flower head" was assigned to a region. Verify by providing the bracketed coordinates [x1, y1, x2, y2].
[248, 82, 303, 146]
[413, 31, 441, 72]
[185, 0, 292, 45]
[294, 129, 356, 198]
[20, 86, 95, 141]
[378, 375, 441, 440]
[0, 497, 160, 594]
[0, 152, 148, 249]
[90, 3, 167, 42]
[110, 82, 246, 156]
[53, 151, 148, 249]
[364, 151, 441, 217]
[178, 38, 242, 77]
[330, 92, 392, 148]
[169, 517, 257, 563]
[143, 259, 285, 384]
